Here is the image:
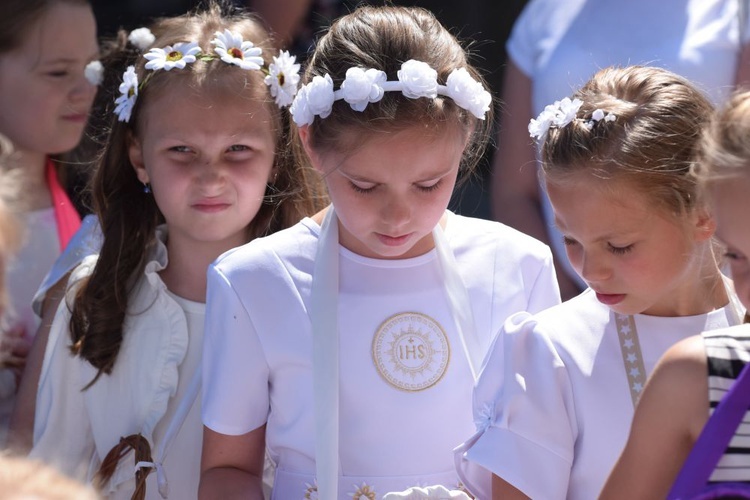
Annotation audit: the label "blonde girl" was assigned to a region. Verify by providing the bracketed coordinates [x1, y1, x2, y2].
[199, 5, 561, 499]
[28, 3, 323, 498]
[456, 65, 745, 499]
[602, 89, 750, 499]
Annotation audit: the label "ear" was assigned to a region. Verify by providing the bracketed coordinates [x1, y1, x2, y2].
[691, 206, 716, 243]
[128, 134, 150, 185]
[298, 125, 324, 174]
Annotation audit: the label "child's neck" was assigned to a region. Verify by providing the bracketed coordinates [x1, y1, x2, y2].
[159, 234, 245, 303]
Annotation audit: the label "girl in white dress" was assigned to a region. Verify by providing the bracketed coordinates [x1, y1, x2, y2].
[602, 90, 750, 498]
[455, 65, 746, 500]
[27, 4, 323, 498]
[199, 5, 561, 500]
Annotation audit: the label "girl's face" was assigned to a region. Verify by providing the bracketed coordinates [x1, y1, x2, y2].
[709, 174, 750, 310]
[546, 174, 714, 316]
[304, 125, 465, 259]
[0, 2, 98, 155]
[129, 84, 277, 253]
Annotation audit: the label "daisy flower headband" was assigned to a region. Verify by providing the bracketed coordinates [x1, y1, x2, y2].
[289, 59, 492, 126]
[528, 97, 616, 140]
[114, 28, 301, 122]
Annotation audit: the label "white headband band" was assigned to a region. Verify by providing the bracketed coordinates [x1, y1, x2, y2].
[290, 59, 492, 126]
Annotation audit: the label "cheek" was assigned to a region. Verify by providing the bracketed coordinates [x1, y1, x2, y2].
[730, 262, 750, 309]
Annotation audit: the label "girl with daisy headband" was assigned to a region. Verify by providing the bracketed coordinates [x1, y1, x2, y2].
[200, 5, 560, 499]
[25, 2, 326, 499]
[456, 65, 745, 499]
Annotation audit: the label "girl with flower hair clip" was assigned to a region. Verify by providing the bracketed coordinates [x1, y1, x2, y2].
[455, 65, 746, 500]
[27, 2, 325, 499]
[0, 0, 99, 446]
[199, 5, 561, 499]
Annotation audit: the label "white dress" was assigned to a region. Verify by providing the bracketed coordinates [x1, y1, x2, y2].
[30, 228, 205, 500]
[456, 289, 744, 499]
[202, 212, 561, 499]
[509, 0, 750, 288]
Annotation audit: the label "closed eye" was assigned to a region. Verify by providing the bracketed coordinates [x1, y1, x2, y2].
[350, 181, 376, 194]
[415, 179, 443, 193]
[608, 243, 634, 255]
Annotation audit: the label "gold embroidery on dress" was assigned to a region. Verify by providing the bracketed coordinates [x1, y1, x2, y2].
[372, 312, 451, 392]
[349, 482, 377, 499]
[304, 481, 319, 500]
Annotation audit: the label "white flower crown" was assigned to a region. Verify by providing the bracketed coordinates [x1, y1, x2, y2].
[289, 59, 492, 126]
[528, 97, 616, 140]
[114, 28, 301, 122]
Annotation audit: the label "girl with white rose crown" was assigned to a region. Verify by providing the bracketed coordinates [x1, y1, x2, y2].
[455, 65, 746, 500]
[199, 5, 561, 499]
[28, 3, 325, 499]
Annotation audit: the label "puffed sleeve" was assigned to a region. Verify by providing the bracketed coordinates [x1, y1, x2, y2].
[525, 250, 561, 315]
[202, 263, 270, 436]
[30, 296, 95, 481]
[455, 311, 576, 500]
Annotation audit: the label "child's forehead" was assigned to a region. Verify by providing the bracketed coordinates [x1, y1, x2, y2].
[14, 2, 98, 63]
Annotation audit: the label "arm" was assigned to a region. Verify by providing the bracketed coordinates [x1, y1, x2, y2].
[199, 425, 266, 500]
[600, 335, 708, 500]
[6, 277, 67, 454]
[491, 61, 581, 300]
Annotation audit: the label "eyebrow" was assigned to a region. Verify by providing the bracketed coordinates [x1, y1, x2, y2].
[339, 166, 455, 184]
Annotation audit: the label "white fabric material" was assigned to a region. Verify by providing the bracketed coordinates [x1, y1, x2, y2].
[456, 289, 743, 499]
[30, 228, 206, 500]
[202, 212, 560, 498]
[508, 0, 750, 288]
[0, 208, 59, 445]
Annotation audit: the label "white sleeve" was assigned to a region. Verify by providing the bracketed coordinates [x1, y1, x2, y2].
[29, 299, 95, 481]
[202, 264, 269, 436]
[456, 312, 575, 500]
[505, 0, 547, 76]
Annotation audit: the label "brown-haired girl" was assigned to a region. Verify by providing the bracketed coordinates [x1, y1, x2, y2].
[601, 89, 750, 499]
[27, 2, 324, 498]
[456, 65, 745, 499]
[0, 0, 98, 444]
[200, 5, 560, 499]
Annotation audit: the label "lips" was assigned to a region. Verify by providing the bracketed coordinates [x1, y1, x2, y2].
[376, 232, 412, 247]
[595, 292, 626, 306]
[61, 113, 88, 123]
[192, 201, 231, 213]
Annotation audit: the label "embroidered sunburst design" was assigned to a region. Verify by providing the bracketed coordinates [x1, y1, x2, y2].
[304, 481, 319, 500]
[350, 482, 377, 500]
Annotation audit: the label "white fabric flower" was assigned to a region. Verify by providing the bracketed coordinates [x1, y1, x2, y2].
[444, 68, 491, 119]
[397, 60, 438, 99]
[211, 29, 263, 70]
[553, 97, 583, 127]
[591, 108, 605, 122]
[604, 112, 616, 122]
[143, 42, 201, 71]
[114, 66, 138, 122]
[84, 60, 103, 86]
[264, 50, 300, 107]
[528, 104, 556, 140]
[128, 27, 155, 51]
[340, 67, 386, 111]
[291, 74, 334, 126]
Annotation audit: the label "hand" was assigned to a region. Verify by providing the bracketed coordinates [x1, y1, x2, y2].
[1, 324, 31, 386]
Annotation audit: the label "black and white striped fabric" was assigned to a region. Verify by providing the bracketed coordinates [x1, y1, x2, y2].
[704, 325, 750, 483]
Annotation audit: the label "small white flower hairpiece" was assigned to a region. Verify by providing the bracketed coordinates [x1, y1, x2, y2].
[128, 27, 156, 51]
[84, 60, 104, 86]
[211, 29, 263, 70]
[113, 31, 301, 122]
[289, 59, 492, 126]
[528, 99, 617, 140]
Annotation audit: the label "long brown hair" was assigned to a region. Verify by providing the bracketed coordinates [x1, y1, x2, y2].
[69, 1, 326, 381]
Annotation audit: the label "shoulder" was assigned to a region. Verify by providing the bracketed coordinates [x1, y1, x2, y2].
[213, 218, 318, 275]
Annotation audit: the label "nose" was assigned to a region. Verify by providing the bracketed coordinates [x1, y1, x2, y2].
[578, 249, 611, 284]
[70, 72, 97, 105]
[381, 192, 411, 228]
[197, 160, 227, 190]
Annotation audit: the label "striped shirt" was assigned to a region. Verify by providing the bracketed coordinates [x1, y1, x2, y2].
[704, 324, 750, 483]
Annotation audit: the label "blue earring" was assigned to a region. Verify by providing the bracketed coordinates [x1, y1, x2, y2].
[143, 182, 151, 194]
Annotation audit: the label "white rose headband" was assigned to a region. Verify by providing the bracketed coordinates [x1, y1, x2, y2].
[290, 59, 492, 126]
[528, 97, 616, 140]
[114, 28, 301, 123]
